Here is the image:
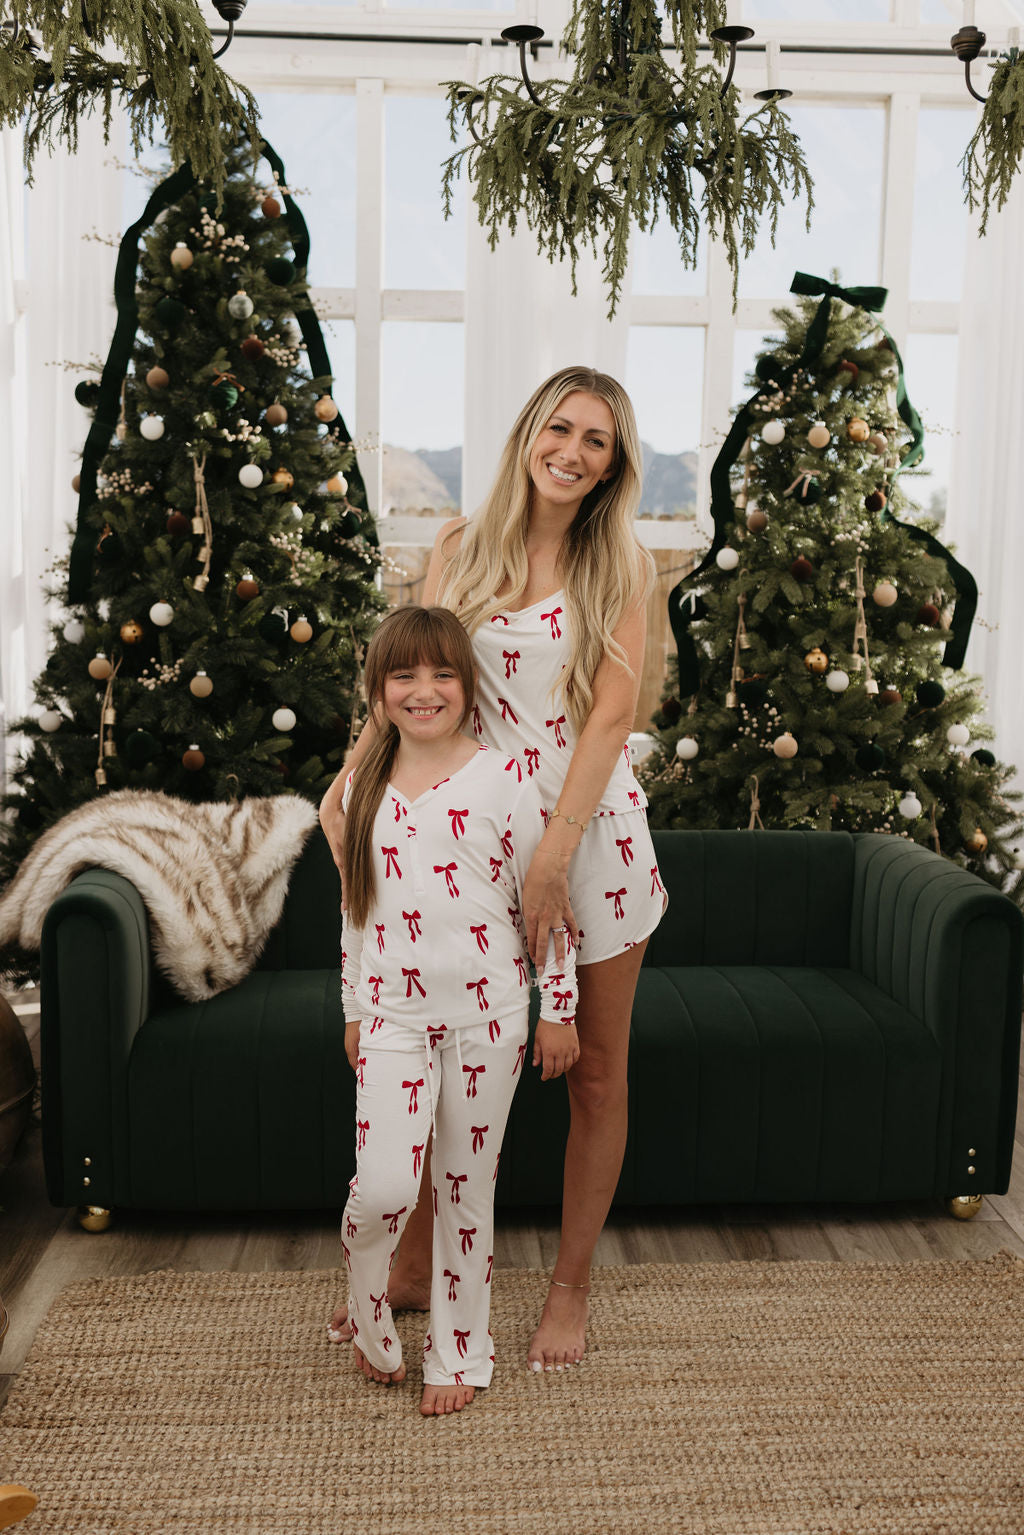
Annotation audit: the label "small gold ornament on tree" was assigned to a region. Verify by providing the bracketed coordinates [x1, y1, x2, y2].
[846, 418, 870, 442]
[964, 828, 989, 855]
[804, 648, 828, 673]
[120, 620, 143, 644]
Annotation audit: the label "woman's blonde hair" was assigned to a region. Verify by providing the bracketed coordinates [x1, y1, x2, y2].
[436, 366, 653, 735]
[343, 606, 476, 929]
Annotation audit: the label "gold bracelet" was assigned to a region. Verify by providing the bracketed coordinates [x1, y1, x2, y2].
[547, 809, 588, 832]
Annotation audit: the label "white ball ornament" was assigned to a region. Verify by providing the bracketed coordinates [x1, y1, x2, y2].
[228, 291, 254, 320]
[64, 619, 85, 644]
[872, 582, 898, 608]
[947, 723, 971, 747]
[149, 601, 174, 627]
[190, 671, 214, 698]
[675, 737, 700, 761]
[280, 317, 302, 345]
[898, 793, 923, 819]
[761, 420, 786, 446]
[806, 422, 831, 449]
[272, 707, 297, 733]
[140, 416, 165, 441]
[238, 463, 264, 489]
[773, 733, 799, 759]
[715, 547, 740, 571]
[826, 670, 850, 693]
[39, 709, 63, 733]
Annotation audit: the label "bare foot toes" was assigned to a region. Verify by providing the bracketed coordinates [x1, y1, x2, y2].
[527, 1284, 588, 1373]
[327, 1302, 352, 1343]
[420, 1384, 476, 1416]
[353, 1344, 406, 1385]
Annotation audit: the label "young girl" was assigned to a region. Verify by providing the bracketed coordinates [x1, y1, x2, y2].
[339, 605, 579, 1417]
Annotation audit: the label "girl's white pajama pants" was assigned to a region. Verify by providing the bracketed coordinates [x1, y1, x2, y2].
[342, 1010, 529, 1388]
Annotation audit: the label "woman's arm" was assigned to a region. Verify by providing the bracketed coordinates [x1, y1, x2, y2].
[318, 715, 378, 876]
[422, 515, 466, 606]
[523, 598, 647, 966]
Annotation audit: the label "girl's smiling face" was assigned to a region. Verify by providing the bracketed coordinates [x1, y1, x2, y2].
[528, 390, 617, 513]
[381, 661, 467, 742]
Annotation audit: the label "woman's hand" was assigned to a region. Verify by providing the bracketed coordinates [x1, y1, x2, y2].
[533, 1019, 580, 1081]
[344, 1017, 362, 1073]
[523, 847, 579, 968]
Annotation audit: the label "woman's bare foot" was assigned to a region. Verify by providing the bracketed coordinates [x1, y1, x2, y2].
[352, 1343, 407, 1386]
[420, 1384, 476, 1416]
[328, 1274, 432, 1344]
[526, 1283, 589, 1373]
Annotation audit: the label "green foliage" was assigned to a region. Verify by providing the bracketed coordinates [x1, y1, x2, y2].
[442, 1, 813, 317]
[961, 49, 1024, 235]
[0, 0, 260, 199]
[640, 291, 1024, 900]
[0, 145, 385, 976]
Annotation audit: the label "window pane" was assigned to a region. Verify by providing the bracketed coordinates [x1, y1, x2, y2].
[381, 321, 464, 510]
[732, 329, 784, 407]
[257, 92, 357, 289]
[910, 107, 973, 301]
[626, 328, 704, 517]
[631, 220, 707, 296]
[386, 0, 512, 8]
[901, 334, 958, 525]
[318, 320, 357, 437]
[738, 106, 885, 298]
[385, 97, 466, 289]
[743, 0, 890, 15]
[921, 0, 957, 21]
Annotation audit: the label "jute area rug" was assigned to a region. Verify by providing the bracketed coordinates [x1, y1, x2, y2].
[2, 1256, 1023, 1535]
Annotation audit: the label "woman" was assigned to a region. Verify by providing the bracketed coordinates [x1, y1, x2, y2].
[321, 365, 666, 1372]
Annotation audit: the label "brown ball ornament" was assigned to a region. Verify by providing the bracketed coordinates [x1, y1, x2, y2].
[271, 467, 295, 490]
[166, 510, 190, 535]
[120, 620, 144, 644]
[182, 744, 205, 771]
[837, 358, 859, 384]
[261, 194, 282, 219]
[265, 403, 288, 428]
[240, 335, 265, 362]
[145, 365, 170, 391]
[917, 603, 942, 627]
[290, 617, 313, 643]
[878, 687, 902, 707]
[790, 556, 814, 582]
[88, 654, 112, 680]
[170, 244, 194, 270]
[804, 648, 829, 673]
[865, 490, 887, 512]
[236, 576, 260, 601]
[189, 672, 213, 698]
[746, 508, 768, 532]
[71, 473, 81, 493]
[314, 396, 340, 423]
[806, 422, 831, 449]
[846, 418, 870, 443]
[964, 828, 989, 855]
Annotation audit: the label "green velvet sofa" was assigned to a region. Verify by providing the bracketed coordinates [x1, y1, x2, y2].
[40, 828, 1022, 1227]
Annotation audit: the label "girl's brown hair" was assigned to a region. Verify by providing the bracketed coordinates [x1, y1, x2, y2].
[343, 606, 476, 929]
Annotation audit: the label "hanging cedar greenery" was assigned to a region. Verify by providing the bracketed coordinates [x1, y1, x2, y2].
[442, 0, 813, 318]
[961, 48, 1024, 234]
[0, 0, 260, 202]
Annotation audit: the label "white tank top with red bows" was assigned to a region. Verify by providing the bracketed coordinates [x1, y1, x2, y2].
[469, 590, 648, 818]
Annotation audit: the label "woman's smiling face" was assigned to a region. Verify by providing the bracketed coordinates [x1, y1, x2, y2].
[527, 390, 617, 513]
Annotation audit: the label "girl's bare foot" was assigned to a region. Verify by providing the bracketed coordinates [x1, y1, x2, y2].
[352, 1343, 407, 1386]
[526, 1283, 589, 1373]
[328, 1275, 432, 1344]
[420, 1384, 476, 1416]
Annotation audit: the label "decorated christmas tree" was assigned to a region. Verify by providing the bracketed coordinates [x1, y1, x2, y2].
[640, 274, 1024, 897]
[1, 139, 384, 896]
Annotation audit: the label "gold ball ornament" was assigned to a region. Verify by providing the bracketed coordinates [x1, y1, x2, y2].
[170, 244, 194, 270]
[290, 617, 313, 643]
[190, 671, 214, 698]
[326, 473, 349, 495]
[314, 396, 340, 423]
[71, 473, 81, 492]
[872, 581, 898, 608]
[806, 422, 831, 449]
[964, 828, 989, 855]
[746, 508, 768, 532]
[182, 744, 206, 771]
[804, 648, 829, 673]
[88, 654, 112, 680]
[236, 576, 260, 601]
[78, 1205, 112, 1232]
[145, 365, 170, 391]
[265, 403, 288, 428]
[773, 732, 799, 759]
[119, 620, 144, 644]
[271, 467, 295, 490]
[846, 418, 870, 443]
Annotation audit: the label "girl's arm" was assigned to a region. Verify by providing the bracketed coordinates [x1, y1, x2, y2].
[523, 598, 647, 968]
[341, 912, 364, 1070]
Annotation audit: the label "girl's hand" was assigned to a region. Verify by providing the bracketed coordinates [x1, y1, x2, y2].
[533, 1019, 580, 1081]
[344, 1017, 362, 1072]
[523, 848, 579, 967]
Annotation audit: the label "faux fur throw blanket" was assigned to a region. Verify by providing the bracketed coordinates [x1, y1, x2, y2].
[0, 791, 319, 1001]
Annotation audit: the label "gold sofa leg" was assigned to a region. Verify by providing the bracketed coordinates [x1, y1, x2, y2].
[77, 1205, 112, 1232]
[945, 1194, 984, 1220]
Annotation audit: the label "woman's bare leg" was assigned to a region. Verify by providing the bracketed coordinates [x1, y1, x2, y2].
[526, 941, 647, 1372]
[329, 1142, 435, 1341]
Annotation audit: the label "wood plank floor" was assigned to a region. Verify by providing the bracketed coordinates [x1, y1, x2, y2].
[3, 996, 1023, 1416]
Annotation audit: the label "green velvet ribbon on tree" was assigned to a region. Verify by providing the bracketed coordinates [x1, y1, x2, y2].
[67, 138, 371, 604]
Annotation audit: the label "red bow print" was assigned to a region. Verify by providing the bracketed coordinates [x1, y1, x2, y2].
[460, 1226, 477, 1253]
[488, 1018, 501, 1042]
[403, 910, 422, 942]
[454, 1328, 471, 1358]
[392, 796, 407, 823]
[553, 989, 573, 1012]
[606, 888, 626, 919]
[368, 975, 382, 1005]
[651, 866, 664, 896]
[434, 862, 459, 898]
[403, 1077, 424, 1113]
[444, 1269, 460, 1302]
[428, 1024, 447, 1049]
[371, 1291, 385, 1322]
[403, 968, 426, 999]
[541, 606, 563, 639]
[486, 1254, 494, 1283]
[412, 1142, 424, 1178]
[503, 649, 520, 678]
[514, 1042, 527, 1075]
[546, 715, 567, 748]
[466, 978, 490, 1013]
[446, 1171, 468, 1204]
[375, 925, 386, 954]
[382, 1207, 407, 1234]
[490, 613, 509, 625]
[504, 755, 523, 781]
[616, 836, 634, 866]
[356, 1055, 366, 1087]
[499, 697, 519, 724]
[346, 1215, 357, 1239]
[524, 746, 540, 777]
[463, 1061, 486, 1095]
[471, 1126, 487, 1154]
[489, 856, 503, 883]
[357, 1118, 369, 1150]
[470, 923, 489, 953]
[500, 828, 514, 858]
[513, 955, 529, 987]
[472, 704, 483, 737]
[381, 846, 402, 879]
[628, 790, 640, 807]
[448, 807, 468, 839]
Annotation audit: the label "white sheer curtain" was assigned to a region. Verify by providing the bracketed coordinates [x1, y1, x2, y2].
[0, 116, 122, 786]
[946, 179, 1024, 789]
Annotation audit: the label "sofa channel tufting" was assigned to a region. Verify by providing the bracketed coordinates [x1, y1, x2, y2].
[39, 828, 1022, 1223]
